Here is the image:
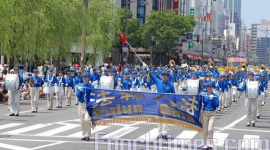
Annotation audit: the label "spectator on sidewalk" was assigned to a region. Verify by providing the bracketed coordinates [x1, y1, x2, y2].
[20, 80, 30, 101]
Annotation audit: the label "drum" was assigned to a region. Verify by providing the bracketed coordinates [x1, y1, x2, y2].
[43, 86, 53, 94]
[247, 81, 259, 98]
[187, 79, 199, 95]
[54, 85, 63, 93]
[100, 76, 114, 89]
[5, 74, 19, 91]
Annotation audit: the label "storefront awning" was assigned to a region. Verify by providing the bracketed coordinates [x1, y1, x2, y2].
[213, 58, 222, 62]
[203, 57, 212, 61]
[187, 55, 193, 59]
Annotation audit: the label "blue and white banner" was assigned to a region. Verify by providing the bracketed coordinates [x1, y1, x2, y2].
[86, 89, 203, 132]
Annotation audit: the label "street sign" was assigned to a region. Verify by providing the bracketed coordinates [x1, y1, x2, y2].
[123, 58, 127, 62]
[122, 51, 129, 57]
[122, 42, 128, 48]
[179, 50, 183, 53]
[123, 47, 128, 52]
[217, 43, 221, 50]
[186, 33, 193, 43]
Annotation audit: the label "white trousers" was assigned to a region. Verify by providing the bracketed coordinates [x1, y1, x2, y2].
[47, 93, 54, 109]
[56, 88, 65, 107]
[78, 102, 91, 137]
[232, 87, 237, 102]
[202, 111, 216, 146]
[30, 87, 40, 111]
[65, 87, 72, 105]
[257, 94, 264, 116]
[245, 98, 257, 124]
[9, 90, 20, 114]
[158, 122, 168, 135]
[218, 91, 223, 109]
[74, 85, 78, 103]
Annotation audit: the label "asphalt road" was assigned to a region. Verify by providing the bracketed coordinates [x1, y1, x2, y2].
[0, 93, 270, 150]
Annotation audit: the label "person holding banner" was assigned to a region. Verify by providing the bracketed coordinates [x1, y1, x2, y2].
[149, 70, 175, 140]
[201, 82, 219, 150]
[76, 72, 94, 141]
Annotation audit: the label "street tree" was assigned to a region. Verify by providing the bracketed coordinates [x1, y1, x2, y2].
[143, 10, 196, 63]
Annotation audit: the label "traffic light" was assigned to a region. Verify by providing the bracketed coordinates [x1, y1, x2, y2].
[196, 35, 200, 42]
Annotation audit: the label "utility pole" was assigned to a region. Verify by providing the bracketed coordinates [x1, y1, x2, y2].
[80, 0, 88, 72]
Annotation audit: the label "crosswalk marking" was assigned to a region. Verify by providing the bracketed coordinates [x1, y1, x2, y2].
[68, 126, 110, 137]
[241, 135, 260, 149]
[36, 124, 80, 136]
[175, 130, 198, 140]
[0, 123, 24, 130]
[137, 128, 159, 141]
[0, 142, 32, 150]
[102, 127, 139, 139]
[213, 132, 229, 146]
[3, 124, 53, 135]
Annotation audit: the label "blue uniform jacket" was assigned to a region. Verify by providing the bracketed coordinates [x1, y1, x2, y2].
[76, 83, 95, 105]
[56, 76, 66, 86]
[202, 92, 219, 111]
[121, 77, 131, 90]
[74, 76, 83, 85]
[30, 75, 42, 87]
[44, 75, 57, 86]
[65, 77, 74, 89]
[150, 73, 175, 93]
[90, 73, 100, 82]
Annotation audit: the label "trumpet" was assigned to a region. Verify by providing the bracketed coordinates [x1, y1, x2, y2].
[169, 59, 176, 67]
[208, 61, 215, 68]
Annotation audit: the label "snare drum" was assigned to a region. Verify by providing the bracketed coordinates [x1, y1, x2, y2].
[43, 86, 53, 94]
[54, 85, 63, 93]
[187, 79, 199, 95]
[100, 76, 114, 89]
[5, 74, 19, 91]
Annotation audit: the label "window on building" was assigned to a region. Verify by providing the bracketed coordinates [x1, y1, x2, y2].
[137, 0, 146, 25]
[153, 0, 158, 11]
[121, 0, 130, 9]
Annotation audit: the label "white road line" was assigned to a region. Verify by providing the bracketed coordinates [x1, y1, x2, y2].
[102, 127, 139, 139]
[173, 130, 198, 150]
[36, 124, 80, 136]
[215, 127, 270, 133]
[0, 142, 32, 150]
[219, 115, 246, 131]
[137, 128, 159, 141]
[213, 132, 229, 146]
[5, 108, 45, 115]
[68, 126, 110, 138]
[241, 135, 260, 149]
[0, 123, 24, 130]
[31, 142, 65, 150]
[2, 123, 52, 134]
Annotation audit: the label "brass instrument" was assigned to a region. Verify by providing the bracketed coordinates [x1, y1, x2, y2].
[237, 61, 247, 71]
[169, 59, 176, 67]
[260, 64, 266, 70]
[208, 61, 215, 68]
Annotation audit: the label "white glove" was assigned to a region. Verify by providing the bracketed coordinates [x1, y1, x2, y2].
[142, 62, 147, 67]
[120, 84, 123, 86]
[66, 84, 68, 87]
[209, 94, 214, 100]
[78, 86, 83, 91]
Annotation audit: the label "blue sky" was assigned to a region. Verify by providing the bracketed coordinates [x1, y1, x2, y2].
[242, 0, 270, 28]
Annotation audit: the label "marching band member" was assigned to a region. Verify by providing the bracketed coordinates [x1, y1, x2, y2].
[121, 71, 131, 90]
[149, 70, 175, 140]
[257, 74, 265, 119]
[201, 82, 219, 150]
[44, 68, 57, 110]
[199, 73, 209, 93]
[56, 71, 66, 108]
[76, 72, 94, 141]
[65, 72, 74, 106]
[108, 69, 118, 89]
[29, 69, 42, 113]
[8, 67, 23, 116]
[90, 67, 100, 84]
[74, 70, 83, 105]
[130, 71, 139, 91]
[231, 74, 238, 102]
[237, 71, 258, 127]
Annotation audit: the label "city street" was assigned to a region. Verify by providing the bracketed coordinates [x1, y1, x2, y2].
[0, 93, 270, 150]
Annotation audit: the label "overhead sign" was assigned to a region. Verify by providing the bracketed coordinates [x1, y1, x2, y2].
[186, 33, 193, 43]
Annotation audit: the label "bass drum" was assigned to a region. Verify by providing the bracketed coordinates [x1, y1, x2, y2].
[5, 74, 19, 91]
[187, 79, 199, 95]
[54, 85, 63, 93]
[43, 86, 53, 94]
[100, 76, 114, 89]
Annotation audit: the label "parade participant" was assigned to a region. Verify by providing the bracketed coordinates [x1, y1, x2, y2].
[74, 70, 83, 105]
[169, 68, 177, 83]
[90, 67, 100, 83]
[201, 82, 219, 150]
[108, 69, 118, 89]
[130, 71, 139, 91]
[199, 73, 209, 93]
[257, 74, 265, 119]
[231, 74, 238, 102]
[44, 68, 57, 110]
[8, 67, 23, 116]
[208, 66, 220, 78]
[76, 72, 94, 141]
[227, 74, 232, 107]
[56, 71, 66, 108]
[143, 70, 150, 91]
[121, 71, 131, 90]
[65, 72, 74, 106]
[237, 71, 258, 127]
[222, 74, 229, 108]
[149, 70, 175, 140]
[29, 69, 42, 113]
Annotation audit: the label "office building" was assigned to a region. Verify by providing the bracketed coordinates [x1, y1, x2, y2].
[224, 0, 242, 36]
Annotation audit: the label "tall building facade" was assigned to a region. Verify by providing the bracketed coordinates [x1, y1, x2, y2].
[224, 0, 241, 36]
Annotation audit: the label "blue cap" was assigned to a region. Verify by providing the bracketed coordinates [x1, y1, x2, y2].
[67, 71, 71, 75]
[139, 71, 143, 74]
[132, 71, 136, 74]
[109, 69, 113, 72]
[162, 70, 169, 75]
[59, 71, 63, 73]
[76, 70, 81, 73]
[124, 70, 129, 75]
[33, 69, 38, 73]
[86, 69, 90, 72]
[203, 73, 207, 76]
[192, 72, 198, 76]
[13, 67, 19, 70]
[207, 73, 212, 77]
[154, 70, 158, 73]
[97, 70, 101, 73]
[206, 82, 215, 87]
[49, 68, 54, 72]
[261, 74, 265, 77]
[82, 73, 89, 77]
[214, 66, 218, 69]
[92, 67, 96, 70]
[248, 72, 254, 76]
[104, 69, 108, 72]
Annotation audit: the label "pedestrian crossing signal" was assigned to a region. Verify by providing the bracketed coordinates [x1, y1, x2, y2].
[196, 35, 200, 43]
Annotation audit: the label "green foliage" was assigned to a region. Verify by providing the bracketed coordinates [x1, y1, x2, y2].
[143, 10, 196, 55]
[250, 54, 259, 65]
